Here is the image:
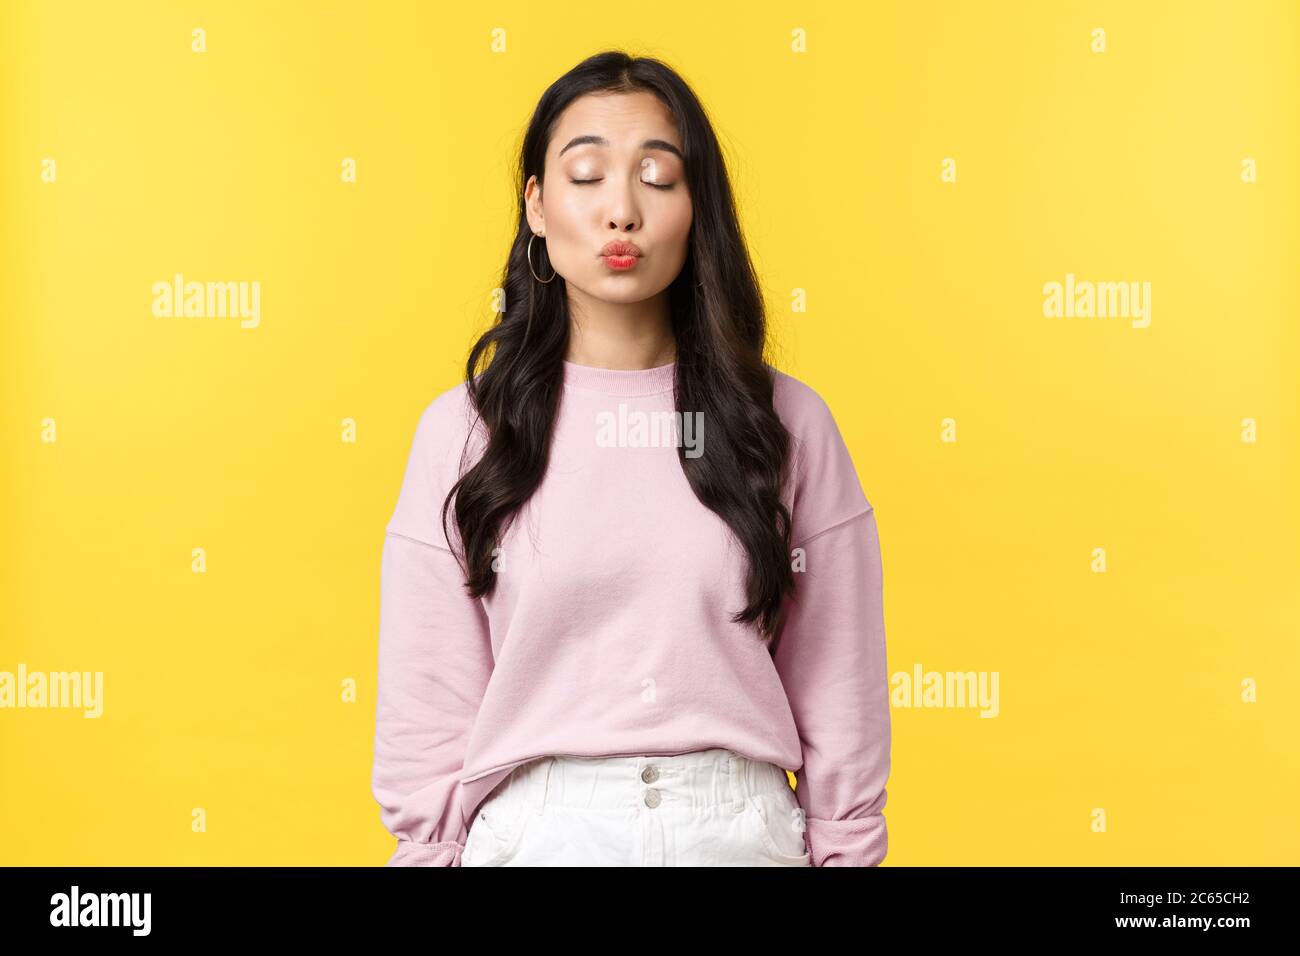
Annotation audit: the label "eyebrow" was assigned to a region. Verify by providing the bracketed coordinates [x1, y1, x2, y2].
[558, 135, 684, 162]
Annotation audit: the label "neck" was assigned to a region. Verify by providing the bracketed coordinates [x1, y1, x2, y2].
[565, 288, 676, 370]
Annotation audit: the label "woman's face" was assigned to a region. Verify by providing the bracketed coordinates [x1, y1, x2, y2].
[525, 91, 693, 305]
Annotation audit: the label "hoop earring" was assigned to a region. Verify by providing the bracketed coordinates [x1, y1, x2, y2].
[527, 233, 556, 284]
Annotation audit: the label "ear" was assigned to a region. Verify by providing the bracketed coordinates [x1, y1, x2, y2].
[524, 174, 545, 236]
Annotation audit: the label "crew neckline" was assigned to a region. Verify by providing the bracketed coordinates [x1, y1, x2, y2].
[562, 359, 677, 396]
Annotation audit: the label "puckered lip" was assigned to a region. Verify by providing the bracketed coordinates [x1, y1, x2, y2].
[599, 240, 642, 257]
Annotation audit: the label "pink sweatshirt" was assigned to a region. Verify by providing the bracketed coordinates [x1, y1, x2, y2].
[371, 359, 891, 866]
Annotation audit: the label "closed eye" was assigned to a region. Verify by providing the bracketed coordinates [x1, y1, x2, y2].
[570, 178, 675, 191]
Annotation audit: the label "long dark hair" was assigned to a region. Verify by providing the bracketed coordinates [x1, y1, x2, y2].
[443, 50, 796, 642]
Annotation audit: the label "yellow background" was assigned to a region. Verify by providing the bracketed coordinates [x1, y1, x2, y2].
[1, 0, 1296, 865]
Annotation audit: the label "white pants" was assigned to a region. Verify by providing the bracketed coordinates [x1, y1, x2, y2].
[461, 747, 812, 866]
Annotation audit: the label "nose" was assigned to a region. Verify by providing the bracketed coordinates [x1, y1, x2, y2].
[604, 179, 640, 232]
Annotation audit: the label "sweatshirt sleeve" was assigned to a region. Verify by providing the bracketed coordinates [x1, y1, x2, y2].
[371, 389, 494, 867]
[772, 385, 892, 867]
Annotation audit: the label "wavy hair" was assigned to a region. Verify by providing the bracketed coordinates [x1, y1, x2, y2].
[443, 50, 796, 642]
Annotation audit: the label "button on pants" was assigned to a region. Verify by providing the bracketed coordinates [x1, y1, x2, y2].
[461, 747, 812, 866]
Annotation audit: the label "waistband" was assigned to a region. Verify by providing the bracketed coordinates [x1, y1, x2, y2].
[487, 748, 793, 814]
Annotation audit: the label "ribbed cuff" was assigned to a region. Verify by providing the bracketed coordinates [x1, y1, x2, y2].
[805, 814, 887, 867]
[386, 839, 464, 867]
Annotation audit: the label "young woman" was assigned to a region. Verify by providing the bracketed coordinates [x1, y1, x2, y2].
[371, 50, 890, 866]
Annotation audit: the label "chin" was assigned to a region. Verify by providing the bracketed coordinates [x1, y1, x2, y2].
[591, 279, 650, 302]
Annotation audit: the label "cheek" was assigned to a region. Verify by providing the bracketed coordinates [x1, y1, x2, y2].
[545, 188, 589, 237]
[658, 199, 693, 261]
[536, 193, 589, 272]
[662, 194, 692, 242]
